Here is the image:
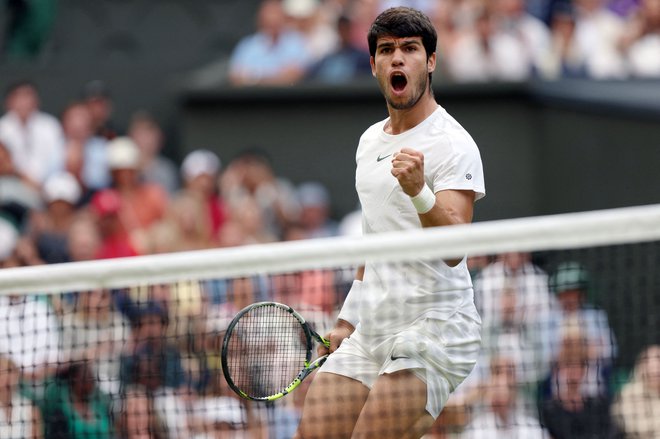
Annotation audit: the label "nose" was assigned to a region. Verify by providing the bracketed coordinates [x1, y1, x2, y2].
[391, 48, 404, 66]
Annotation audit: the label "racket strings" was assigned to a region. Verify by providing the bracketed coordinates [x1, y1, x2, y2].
[226, 304, 309, 398]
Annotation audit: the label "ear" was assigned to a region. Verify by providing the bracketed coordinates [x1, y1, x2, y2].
[370, 56, 376, 77]
[427, 52, 436, 74]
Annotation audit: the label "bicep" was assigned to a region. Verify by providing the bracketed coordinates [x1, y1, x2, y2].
[436, 189, 475, 224]
[420, 189, 475, 228]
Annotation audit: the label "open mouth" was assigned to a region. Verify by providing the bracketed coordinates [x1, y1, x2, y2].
[390, 73, 407, 92]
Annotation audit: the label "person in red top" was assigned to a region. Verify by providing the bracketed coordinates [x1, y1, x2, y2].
[90, 189, 139, 259]
[180, 149, 226, 238]
[106, 136, 168, 253]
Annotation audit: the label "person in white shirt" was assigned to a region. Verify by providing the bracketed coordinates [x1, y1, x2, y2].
[463, 355, 549, 439]
[0, 294, 60, 381]
[0, 81, 64, 186]
[295, 7, 485, 439]
[574, 0, 628, 78]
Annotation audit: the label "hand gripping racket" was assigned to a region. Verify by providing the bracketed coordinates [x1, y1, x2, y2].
[221, 301, 331, 401]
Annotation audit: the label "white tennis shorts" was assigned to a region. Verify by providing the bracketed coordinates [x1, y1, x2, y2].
[319, 305, 481, 419]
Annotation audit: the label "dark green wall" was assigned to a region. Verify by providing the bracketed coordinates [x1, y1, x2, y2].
[180, 80, 660, 222]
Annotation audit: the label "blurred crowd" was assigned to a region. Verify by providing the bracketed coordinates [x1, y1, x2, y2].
[228, 0, 660, 85]
[0, 78, 356, 438]
[1, 0, 660, 436]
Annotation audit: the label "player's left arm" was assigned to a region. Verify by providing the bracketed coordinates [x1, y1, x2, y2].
[391, 147, 475, 228]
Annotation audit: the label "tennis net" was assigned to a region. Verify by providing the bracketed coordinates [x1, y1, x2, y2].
[0, 204, 659, 438]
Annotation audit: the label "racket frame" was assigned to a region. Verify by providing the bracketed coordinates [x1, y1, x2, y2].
[221, 301, 330, 401]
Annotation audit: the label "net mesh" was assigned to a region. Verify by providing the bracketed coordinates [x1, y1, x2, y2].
[0, 205, 658, 438]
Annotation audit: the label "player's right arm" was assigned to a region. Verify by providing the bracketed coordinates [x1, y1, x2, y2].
[319, 265, 364, 356]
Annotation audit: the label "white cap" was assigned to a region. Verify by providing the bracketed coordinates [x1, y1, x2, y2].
[181, 149, 221, 181]
[107, 137, 140, 170]
[283, 0, 319, 17]
[43, 172, 82, 204]
[0, 217, 18, 261]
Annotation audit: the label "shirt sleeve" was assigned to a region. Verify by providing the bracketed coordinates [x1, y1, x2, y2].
[430, 132, 486, 201]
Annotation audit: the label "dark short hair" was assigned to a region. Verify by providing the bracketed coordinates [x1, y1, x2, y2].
[4, 80, 37, 99]
[367, 7, 437, 59]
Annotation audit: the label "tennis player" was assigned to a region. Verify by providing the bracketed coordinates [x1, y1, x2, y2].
[295, 7, 485, 439]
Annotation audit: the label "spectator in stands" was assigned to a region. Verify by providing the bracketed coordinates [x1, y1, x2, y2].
[106, 136, 168, 253]
[120, 301, 191, 437]
[0, 140, 42, 222]
[429, 0, 460, 78]
[128, 111, 179, 194]
[473, 252, 557, 388]
[58, 288, 130, 397]
[284, 0, 339, 64]
[612, 344, 660, 438]
[82, 80, 117, 141]
[305, 14, 373, 83]
[620, 0, 660, 77]
[0, 81, 64, 186]
[574, 0, 628, 78]
[447, 6, 529, 82]
[27, 172, 82, 264]
[157, 149, 226, 252]
[189, 356, 266, 438]
[120, 301, 185, 391]
[0, 354, 43, 438]
[221, 147, 300, 240]
[492, 0, 552, 78]
[539, 324, 618, 438]
[228, 0, 313, 86]
[61, 101, 110, 193]
[116, 386, 167, 439]
[42, 360, 114, 438]
[66, 216, 101, 263]
[296, 181, 338, 239]
[549, 262, 617, 373]
[89, 189, 139, 259]
[344, 0, 380, 53]
[0, 262, 60, 382]
[537, 3, 589, 79]
[462, 354, 549, 438]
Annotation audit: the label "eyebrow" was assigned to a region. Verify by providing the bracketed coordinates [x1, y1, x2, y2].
[376, 39, 423, 50]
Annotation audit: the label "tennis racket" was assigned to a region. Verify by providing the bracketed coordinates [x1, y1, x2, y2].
[221, 301, 331, 401]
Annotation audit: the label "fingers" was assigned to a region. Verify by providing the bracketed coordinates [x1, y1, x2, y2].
[391, 148, 425, 196]
[391, 149, 423, 169]
[318, 327, 352, 355]
[317, 344, 330, 357]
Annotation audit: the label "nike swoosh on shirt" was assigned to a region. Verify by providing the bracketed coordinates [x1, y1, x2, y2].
[377, 153, 392, 162]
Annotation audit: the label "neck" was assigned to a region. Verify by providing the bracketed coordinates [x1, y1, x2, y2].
[385, 92, 438, 135]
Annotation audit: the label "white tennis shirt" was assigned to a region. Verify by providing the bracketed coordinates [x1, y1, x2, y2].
[355, 105, 485, 334]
